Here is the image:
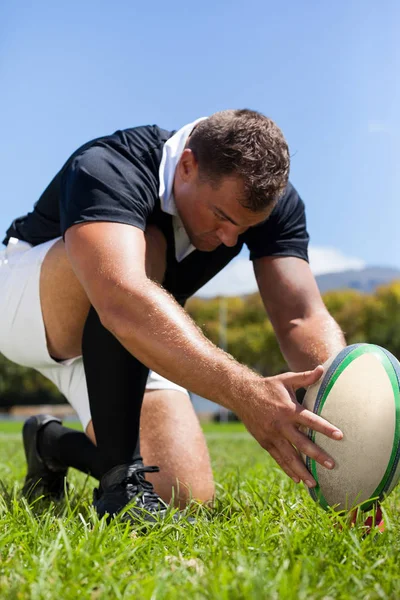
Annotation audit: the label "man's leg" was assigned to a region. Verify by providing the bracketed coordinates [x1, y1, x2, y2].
[81, 305, 148, 475]
[34, 226, 203, 519]
[0, 232, 207, 514]
[31, 386, 215, 508]
[57, 387, 215, 508]
[39, 225, 166, 480]
[39, 225, 167, 362]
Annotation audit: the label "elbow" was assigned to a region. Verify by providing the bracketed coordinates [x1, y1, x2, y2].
[97, 304, 128, 340]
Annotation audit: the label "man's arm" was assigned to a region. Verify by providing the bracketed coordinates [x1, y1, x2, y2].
[254, 256, 346, 371]
[65, 221, 343, 486]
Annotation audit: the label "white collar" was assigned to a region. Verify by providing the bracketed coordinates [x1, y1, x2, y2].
[158, 117, 207, 261]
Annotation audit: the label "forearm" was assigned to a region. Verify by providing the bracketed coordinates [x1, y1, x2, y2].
[99, 278, 260, 411]
[276, 310, 346, 371]
[66, 224, 344, 486]
[64, 222, 261, 414]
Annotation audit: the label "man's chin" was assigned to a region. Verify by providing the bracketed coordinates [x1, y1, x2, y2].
[193, 239, 221, 252]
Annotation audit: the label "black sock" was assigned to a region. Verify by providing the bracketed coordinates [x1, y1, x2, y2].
[82, 306, 149, 476]
[38, 422, 103, 480]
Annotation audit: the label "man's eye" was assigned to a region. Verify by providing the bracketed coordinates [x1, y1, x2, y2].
[215, 213, 227, 221]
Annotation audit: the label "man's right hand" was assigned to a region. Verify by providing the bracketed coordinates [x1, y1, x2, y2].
[234, 366, 343, 487]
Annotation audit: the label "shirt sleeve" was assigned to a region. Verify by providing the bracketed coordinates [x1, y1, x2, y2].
[59, 142, 158, 236]
[244, 182, 310, 262]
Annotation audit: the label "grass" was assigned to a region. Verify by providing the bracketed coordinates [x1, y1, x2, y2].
[0, 420, 400, 599]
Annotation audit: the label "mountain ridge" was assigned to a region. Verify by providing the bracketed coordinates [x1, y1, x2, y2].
[315, 266, 400, 293]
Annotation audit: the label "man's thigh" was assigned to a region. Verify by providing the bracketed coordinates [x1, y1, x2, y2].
[40, 225, 168, 361]
[40, 238, 91, 360]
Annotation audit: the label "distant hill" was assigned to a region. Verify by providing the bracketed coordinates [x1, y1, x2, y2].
[316, 267, 400, 294]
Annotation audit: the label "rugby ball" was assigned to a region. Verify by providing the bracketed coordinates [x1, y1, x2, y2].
[302, 344, 400, 511]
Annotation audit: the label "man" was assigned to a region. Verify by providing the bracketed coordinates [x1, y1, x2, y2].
[0, 109, 345, 522]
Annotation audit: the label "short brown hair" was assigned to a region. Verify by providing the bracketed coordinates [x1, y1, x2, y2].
[188, 109, 290, 212]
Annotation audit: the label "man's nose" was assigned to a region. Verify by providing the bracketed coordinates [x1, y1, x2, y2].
[216, 225, 239, 247]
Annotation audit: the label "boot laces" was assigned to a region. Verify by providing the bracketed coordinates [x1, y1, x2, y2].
[122, 465, 165, 510]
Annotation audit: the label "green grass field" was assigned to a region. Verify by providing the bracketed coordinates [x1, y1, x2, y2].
[0, 421, 400, 599]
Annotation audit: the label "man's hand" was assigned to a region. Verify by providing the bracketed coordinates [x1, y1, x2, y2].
[235, 366, 343, 486]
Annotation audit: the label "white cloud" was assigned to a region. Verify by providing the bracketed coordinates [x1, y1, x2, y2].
[196, 258, 256, 298]
[195, 246, 366, 297]
[308, 246, 365, 276]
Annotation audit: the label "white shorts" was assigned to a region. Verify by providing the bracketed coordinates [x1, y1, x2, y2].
[0, 237, 189, 429]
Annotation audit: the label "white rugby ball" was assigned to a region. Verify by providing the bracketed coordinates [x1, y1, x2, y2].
[302, 343, 400, 511]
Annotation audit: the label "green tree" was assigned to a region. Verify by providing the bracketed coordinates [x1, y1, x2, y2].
[363, 281, 400, 358]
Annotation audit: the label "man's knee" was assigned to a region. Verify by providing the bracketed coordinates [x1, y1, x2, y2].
[140, 388, 215, 507]
[149, 470, 215, 509]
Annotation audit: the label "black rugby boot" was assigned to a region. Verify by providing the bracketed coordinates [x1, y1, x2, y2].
[93, 463, 175, 524]
[21, 414, 68, 502]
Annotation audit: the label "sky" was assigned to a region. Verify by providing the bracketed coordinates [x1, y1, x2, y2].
[1, 0, 399, 297]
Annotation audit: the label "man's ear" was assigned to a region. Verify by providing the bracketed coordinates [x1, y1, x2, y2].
[177, 148, 198, 182]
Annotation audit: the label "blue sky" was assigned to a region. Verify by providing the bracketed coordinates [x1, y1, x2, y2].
[1, 0, 399, 296]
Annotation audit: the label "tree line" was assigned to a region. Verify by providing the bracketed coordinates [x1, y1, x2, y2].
[1, 281, 399, 407]
[187, 280, 400, 376]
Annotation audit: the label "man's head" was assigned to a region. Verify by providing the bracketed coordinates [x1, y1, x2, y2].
[173, 109, 290, 251]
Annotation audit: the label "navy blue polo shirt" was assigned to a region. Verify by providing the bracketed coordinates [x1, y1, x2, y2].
[3, 123, 309, 304]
